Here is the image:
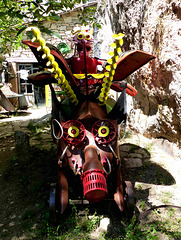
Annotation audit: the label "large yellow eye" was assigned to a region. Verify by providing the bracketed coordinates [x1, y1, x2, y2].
[98, 126, 109, 137]
[85, 34, 91, 40]
[92, 119, 116, 145]
[77, 33, 84, 40]
[63, 120, 86, 145]
[68, 126, 79, 138]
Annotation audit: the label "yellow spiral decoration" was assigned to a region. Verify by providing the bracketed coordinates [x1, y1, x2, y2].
[99, 33, 125, 105]
[26, 27, 78, 105]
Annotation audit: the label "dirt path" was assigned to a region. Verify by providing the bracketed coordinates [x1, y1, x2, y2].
[0, 108, 181, 239]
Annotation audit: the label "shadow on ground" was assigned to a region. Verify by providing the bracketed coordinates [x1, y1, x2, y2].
[120, 143, 176, 186]
[0, 110, 31, 119]
[0, 141, 178, 239]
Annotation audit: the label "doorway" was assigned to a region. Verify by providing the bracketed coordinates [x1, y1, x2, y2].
[17, 63, 45, 108]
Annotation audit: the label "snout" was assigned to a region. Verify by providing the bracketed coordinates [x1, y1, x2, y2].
[81, 145, 108, 202]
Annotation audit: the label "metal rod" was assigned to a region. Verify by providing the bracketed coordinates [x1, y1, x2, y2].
[108, 144, 118, 159]
[60, 145, 69, 160]
[83, 43, 89, 103]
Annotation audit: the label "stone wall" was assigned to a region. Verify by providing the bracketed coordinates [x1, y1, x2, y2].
[96, 0, 181, 147]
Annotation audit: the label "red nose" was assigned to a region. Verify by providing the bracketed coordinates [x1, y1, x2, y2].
[81, 146, 108, 202]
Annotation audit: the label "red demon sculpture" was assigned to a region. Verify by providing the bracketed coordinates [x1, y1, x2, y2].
[23, 27, 155, 222]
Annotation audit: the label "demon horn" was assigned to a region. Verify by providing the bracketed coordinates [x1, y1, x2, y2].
[26, 27, 78, 105]
[99, 33, 125, 105]
[71, 29, 81, 36]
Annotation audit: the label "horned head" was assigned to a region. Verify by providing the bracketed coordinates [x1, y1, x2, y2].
[72, 29, 93, 46]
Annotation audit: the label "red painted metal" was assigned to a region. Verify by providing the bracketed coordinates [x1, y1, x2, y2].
[23, 31, 155, 218]
[81, 169, 108, 202]
[62, 120, 86, 145]
[92, 119, 116, 145]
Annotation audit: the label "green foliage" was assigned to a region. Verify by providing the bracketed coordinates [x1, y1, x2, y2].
[0, 0, 101, 54]
[26, 120, 50, 135]
[45, 206, 101, 239]
[78, 6, 102, 29]
[56, 42, 72, 55]
[139, 201, 146, 211]
[137, 184, 142, 190]
[0, 0, 24, 53]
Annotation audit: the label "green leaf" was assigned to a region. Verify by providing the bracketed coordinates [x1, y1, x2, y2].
[46, 5, 52, 14]
[15, 11, 24, 19]
[26, 31, 34, 39]
[49, 15, 62, 21]
[0, 12, 6, 17]
[51, 32, 62, 40]
[39, 26, 53, 35]
[39, 26, 62, 40]
[17, 26, 28, 36]
[55, 90, 66, 96]
[32, 1, 39, 8]
[3, 0, 7, 6]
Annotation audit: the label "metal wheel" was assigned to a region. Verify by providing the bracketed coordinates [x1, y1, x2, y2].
[63, 120, 85, 145]
[92, 119, 116, 145]
[49, 183, 58, 224]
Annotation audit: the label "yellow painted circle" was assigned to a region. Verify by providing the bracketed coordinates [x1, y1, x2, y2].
[98, 126, 109, 137]
[85, 34, 91, 40]
[68, 126, 79, 138]
[77, 33, 84, 40]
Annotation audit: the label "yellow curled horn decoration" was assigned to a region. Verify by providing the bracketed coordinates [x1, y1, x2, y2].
[26, 27, 78, 105]
[99, 33, 125, 105]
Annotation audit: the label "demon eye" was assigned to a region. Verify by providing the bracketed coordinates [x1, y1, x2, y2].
[92, 120, 116, 145]
[98, 126, 109, 137]
[68, 126, 79, 138]
[77, 33, 84, 40]
[63, 120, 85, 145]
[85, 34, 91, 40]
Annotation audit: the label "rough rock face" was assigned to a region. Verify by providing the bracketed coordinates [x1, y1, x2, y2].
[96, 0, 181, 146]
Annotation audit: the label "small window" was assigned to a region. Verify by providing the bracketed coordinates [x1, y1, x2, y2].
[18, 64, 33, 94]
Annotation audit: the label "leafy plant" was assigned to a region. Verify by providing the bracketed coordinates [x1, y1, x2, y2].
[26, 120, 50, 135]
[78, 6, 102, 29]
[140, 201, 146, 211]
[56, 42, 73, 55]
[0, 0, 101, 54]
[137, 184, 142, 190]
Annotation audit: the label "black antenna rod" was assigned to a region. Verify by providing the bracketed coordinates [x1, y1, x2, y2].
[83, 43, 89, 104]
